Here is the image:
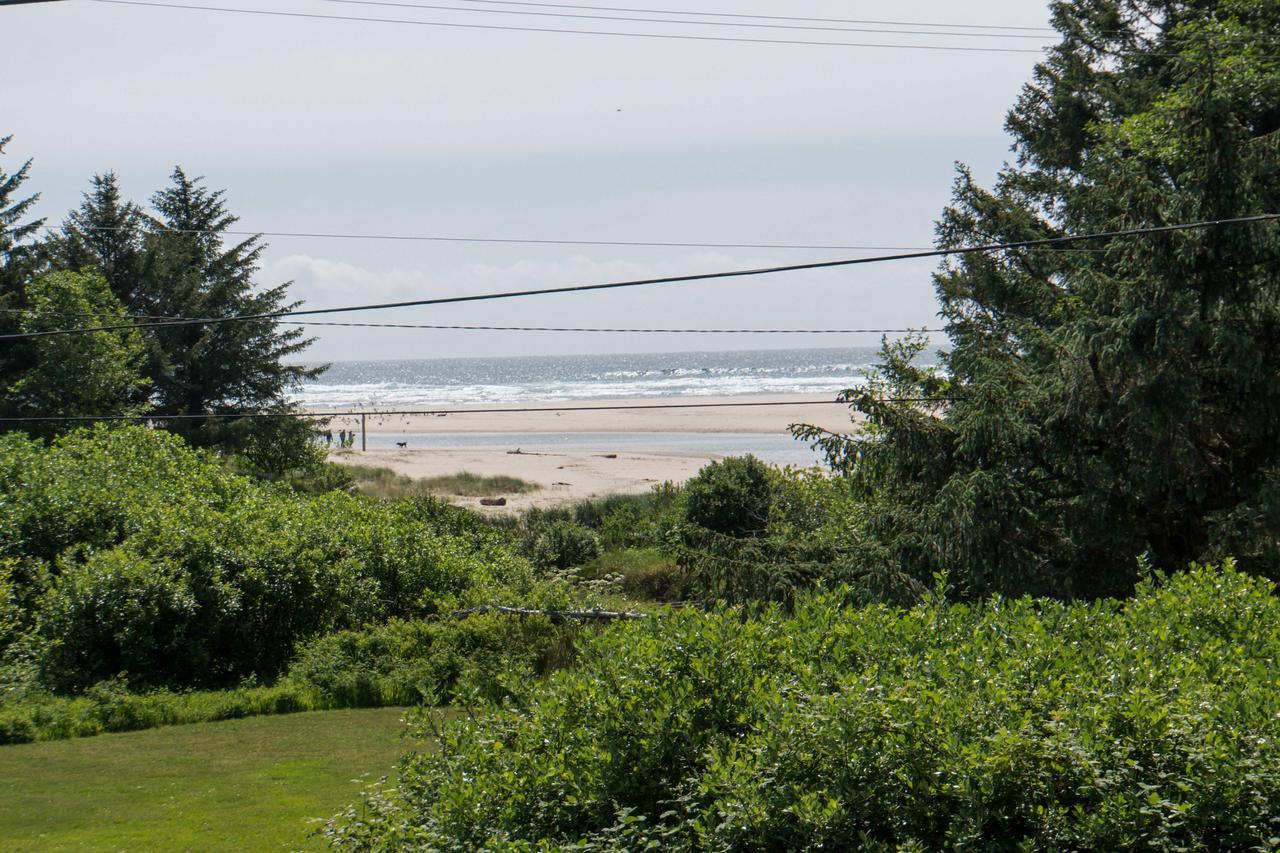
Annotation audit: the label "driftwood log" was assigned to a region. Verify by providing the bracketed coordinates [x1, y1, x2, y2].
[450, 605, 648, 623]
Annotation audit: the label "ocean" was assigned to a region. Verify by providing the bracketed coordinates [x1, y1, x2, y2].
[293, 347, 899, 467]
[293, 346, 885, 408]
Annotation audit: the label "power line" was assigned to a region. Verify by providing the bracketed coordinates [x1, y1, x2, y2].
[0, 307, 937, 335]
[443, 1, 1280, 44]
[278, 322, 938, 334]
[87, 0, 1049, 54]
[319, 0, 1055, 40]
[441, 0, 1058, 33]
[33, 0, 1280, 52]
[40, 224, 935, 253]
[5, 213, 1276, 342]
[35, 223, 1104, 253]
[0, 398, 897, 424]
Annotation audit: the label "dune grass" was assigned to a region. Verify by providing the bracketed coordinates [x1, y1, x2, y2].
[342, 463, 539, 500]
[0, 707, 423, 851]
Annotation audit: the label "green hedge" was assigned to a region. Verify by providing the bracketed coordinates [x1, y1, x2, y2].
[0, 613, 579, 745]
[327, 563, 1280, 850]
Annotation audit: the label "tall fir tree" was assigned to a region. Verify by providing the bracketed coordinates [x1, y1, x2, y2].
[51, 172, 151, 312]
[0, 135, 46, 412]
[0, 135, 43, 309]
[800, 0, 1280, 600]
[13, 164, 324, 452]
[139, 168, 323, 447]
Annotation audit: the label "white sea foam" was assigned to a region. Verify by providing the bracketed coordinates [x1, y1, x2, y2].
[291, 347, 898, 408]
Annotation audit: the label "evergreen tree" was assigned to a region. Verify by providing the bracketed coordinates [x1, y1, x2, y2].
[0, 135, 42, 299]
[0, 135, 46, 413]
[139, 168, 322, 447]
[50, 172, 151, 312]
[800, 1, 1280, 599]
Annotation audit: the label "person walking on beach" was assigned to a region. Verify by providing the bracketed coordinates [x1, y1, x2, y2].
[324, 429, 332, 448]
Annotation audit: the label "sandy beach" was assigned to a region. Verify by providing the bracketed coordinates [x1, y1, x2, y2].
[316, 393, 858, 436]
[321, 394, 859, 512]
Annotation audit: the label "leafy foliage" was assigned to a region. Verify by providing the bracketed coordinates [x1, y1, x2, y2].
[669, 460, 882, 607]
[288, 614, 575, 710]
[0, 426, 548, 692]
[568, 484, 683, 552]
[329, 564, 1280, 851]
[523, 517, 602, 573]
[681, 455, 776, 538]
[2, 271, 151, 430]
[0, 613, 577, 745]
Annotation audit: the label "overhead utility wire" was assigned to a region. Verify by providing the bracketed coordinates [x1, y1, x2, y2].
[29, 1, 1278, 49]
[278, 322, 936, 334]
[319, 0, 1056, 40]
[445, 1, 1280, 43]
[38, 224, 934, 253]
[0, 308, 936, 335]
[4, 213, 1275, 343]
[0, 398, 917, 425]
[87, 1, 1049, 53]
[26, 224, 1105, 253]
[443, 0, 1058, 32]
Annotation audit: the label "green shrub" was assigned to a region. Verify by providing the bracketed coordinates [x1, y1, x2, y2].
[571, 485, 682, 551]
[328, 563, 1280, 851]
[681, 455, 776, 538]
[38, 549, 201, 691]
[0, 426, 545, 691]
[521, 514, 601, 572]
[0, 609, 583, 745]
[670, 466, 907, 608]
[288, 615, 574, 708]
[280, 461, 356, 496]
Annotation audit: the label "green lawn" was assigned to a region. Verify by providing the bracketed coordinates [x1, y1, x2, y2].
[0, 707, 420, 851]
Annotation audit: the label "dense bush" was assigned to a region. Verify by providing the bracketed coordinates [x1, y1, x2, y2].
[681, 455, 776, 538]
[0, 426, 548, 692]
[667, 465, 892, 607]
[570, 485, 682, 552]
[526, 519, 601, 572]
[328, 564, 1280, 851]
[0, 613, 580, 744]
[288, 613, 575, 709]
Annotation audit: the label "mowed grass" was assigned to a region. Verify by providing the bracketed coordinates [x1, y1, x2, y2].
[0, 707, 421, 852]
[344, 462, 540, 499]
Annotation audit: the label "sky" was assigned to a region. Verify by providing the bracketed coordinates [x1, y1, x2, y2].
[2, 0, 1057, 361]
